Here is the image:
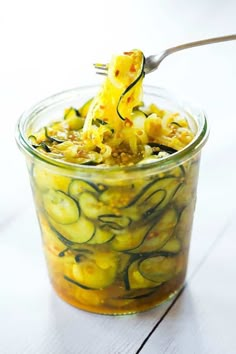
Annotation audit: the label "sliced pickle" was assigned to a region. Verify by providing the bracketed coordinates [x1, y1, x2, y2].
[49, 216, 95, 244]
[139, 255, 178, 283]
[160, 237, 181, 254]
[43, 190, 79, 224]
[126, 259, 160, 290]
[64, 251, 118, 289]
[98, 214, 131, 230]
[79, 192, 118, 219]
[99, 186, 136, 208]
[88, 226, 115, 244]
[33, 165, 70, 193]
[69, 179, 99, 200]
[111, 223, 149, 251]
[130, 208, 178, 253]
[126, 177, 182, 219]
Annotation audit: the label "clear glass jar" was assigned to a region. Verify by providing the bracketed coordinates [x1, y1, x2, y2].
[16, 85, 209, 315]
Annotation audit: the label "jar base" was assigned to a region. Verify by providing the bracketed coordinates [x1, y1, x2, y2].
[50, 272, 186, 316]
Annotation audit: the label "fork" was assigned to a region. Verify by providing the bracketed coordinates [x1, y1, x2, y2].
[94, 34, 236, 75]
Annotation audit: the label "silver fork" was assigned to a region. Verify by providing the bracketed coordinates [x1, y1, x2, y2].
[94, 34, 236, 75]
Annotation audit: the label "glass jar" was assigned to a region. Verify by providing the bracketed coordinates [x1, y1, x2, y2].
[16, 85, 209, 315]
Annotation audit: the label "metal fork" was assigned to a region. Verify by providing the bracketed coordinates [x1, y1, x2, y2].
[94, 34, 236, 75]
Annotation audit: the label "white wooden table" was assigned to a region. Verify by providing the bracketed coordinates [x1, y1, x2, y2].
[1, 1, 236, 353]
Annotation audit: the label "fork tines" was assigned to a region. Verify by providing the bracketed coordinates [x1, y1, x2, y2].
[93, 63, 108, 76]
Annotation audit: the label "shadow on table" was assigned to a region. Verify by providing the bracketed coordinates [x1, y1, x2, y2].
[47, 289, 174, 354]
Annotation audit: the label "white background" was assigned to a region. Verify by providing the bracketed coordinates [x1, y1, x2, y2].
[0, 1, 236, 353]
[0, 0, 236, 223]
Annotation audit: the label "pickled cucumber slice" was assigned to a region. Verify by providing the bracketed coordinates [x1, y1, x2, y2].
[64, 275, 95, 290]
[65, 254, 118, 289]
[139, 256, 178, 283]
[160, 238, 181, 254]
[79, 192, 116, 219]
[88, 226, 115, 244]
[98, 214, 131, 230]
[130, 208, 178, 254]
[79, 97, 94, 117]
[33, 165, 70, 192]
[49, 216, 95, 244]
[99, 186, 136, 208]
[126, 177, 182, 219]
[140, 177, 182, 213]
[69, 179, 99, 200]
[111, 223, 149, 251]
[126, 259, 160, 290]
[175, 200, 196, 248]
[139, 189, 167, 217]
[43, 190, 79, 224]
[64, 107, 84, 130]
[116, 51, 145, 121]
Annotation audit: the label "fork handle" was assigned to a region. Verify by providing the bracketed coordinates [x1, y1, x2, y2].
[165, 34, 236, 56]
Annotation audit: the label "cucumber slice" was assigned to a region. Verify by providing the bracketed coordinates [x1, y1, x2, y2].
[111, 223, 149, 251]
[175, 200, 196, 248]
[79, 97, 94, 117]
[99, 186, 136, 208]
[69, 179, 99, 200]
[117, 52, 145, 121]
[68, 256, 117, 289]
[33, 165, 70, 192]
[126, 259, 160, 290]
[88, 226, 115, 244]
[49, 216, 95, 244]
[174, 161, 199, 207]
[126, 177, 182, 219]
[64, 275, 95, 290]
[64, 107, 84, 130]
[139, 177, 181, 211]
[169, 165, 185, 178]
[98, 214, 131, 230]
[79, 192, 114, 219]
[140, 189, 167, 217]
[64, 107, 80, 119]
[160, 238, 181, 253]
[28, 135, 38, 146]
[130, 208, 178, 253]
[139, 256, 178, 283]
[44, 127, 64, 144]
[43, 190, 79, 224]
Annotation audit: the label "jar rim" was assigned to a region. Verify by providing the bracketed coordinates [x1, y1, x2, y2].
[16, 85, 209, 175]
